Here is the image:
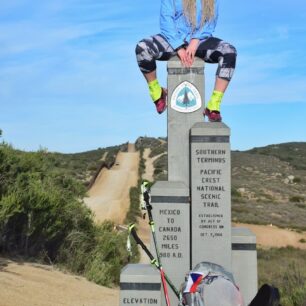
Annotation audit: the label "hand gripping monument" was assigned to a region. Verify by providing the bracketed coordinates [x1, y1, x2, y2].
[120, 58, 258, 306]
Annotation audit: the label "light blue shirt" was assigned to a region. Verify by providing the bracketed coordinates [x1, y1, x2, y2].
[160, 0, 218, 49]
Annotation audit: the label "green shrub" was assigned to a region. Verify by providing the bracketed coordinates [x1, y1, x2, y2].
[258, 248, 306, 306]
[296, 203, 306, 209]
[293, 177, 302, 183]
[57, 229, 95, 273]
[290, 196, 304, 203]
[153, 154, 167, 181]
[125, 187, 141, 224]
[280, 263, 306, 306]
[150, 144, 166, 158]
[0, 143, 133, 287]
[231, 188, 242, 197]
[84, 223, 130, 286]
[232, 206, 248, 213]
[138, 148, 145, 178]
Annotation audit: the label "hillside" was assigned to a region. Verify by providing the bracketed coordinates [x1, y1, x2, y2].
[46, 143, 128, 187]
[136, 138, 306, 230]
[0, 142, 132, 306]
[231, 148, 306, 230]
[0, 137, 305, 306]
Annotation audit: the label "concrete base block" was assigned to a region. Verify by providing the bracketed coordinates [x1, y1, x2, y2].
[232, 227, 258, 305]
[120, 264, 161, 306]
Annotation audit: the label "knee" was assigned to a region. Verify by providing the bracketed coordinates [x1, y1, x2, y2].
[135, 38, 154, 54]
[223, 43, 237, 67]
[226, 43, 237, 57]
[136, 37, 159, 58]
[135, 40, 145, 56]
[231, 45, 237, 61]
[135, 39, 157, 73]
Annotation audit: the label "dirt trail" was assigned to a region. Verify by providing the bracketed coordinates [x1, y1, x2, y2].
[0, 257, 118, 306]
[100, 151, 107, 161]
[234, 223, 306, 249]
[142, 148, 164, 182]
[85, 144, 139, 224]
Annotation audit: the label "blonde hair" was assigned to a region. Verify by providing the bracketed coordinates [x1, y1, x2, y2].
[183, 0, 215, 29]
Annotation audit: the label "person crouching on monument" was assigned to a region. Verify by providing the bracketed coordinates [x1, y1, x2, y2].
[135, 0, 237, 122]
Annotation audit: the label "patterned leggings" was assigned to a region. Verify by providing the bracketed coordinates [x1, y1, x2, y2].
[135, 34, 237, 81]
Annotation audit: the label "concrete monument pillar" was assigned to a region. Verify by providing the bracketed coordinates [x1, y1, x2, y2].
[148, 57, 206, 306]
[190, 122, 232, 271]
[150, 181, 190, 306]
[167, 56, 205, 188]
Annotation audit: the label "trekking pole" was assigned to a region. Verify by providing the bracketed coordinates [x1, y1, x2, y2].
[128, 224, 180, 301]
[129, 224, 171, 306]
[141, 183, 163, 261]
[141, 182, 181, 299]
[142, 186, 161, 262]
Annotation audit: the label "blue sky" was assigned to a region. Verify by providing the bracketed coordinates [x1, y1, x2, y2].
[0, 0, 305, 153]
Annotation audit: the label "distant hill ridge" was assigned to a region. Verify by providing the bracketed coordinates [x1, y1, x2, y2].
[5, 139, 306, 230]
[135, 138, 306, 230]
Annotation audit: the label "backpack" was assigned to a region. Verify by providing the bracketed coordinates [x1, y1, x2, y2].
[249, 284, 280, 306]
[179, 262, 244, 306]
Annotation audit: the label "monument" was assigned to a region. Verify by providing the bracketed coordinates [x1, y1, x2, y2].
[120, 56, 258, 306]
[190, 122, 232, 270]
[120, 264, 161, 306]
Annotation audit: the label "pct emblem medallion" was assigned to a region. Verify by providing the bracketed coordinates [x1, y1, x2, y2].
[170, 81, 202, 113]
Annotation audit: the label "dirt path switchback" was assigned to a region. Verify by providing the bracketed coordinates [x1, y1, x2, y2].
[234, 223, 306, 249]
